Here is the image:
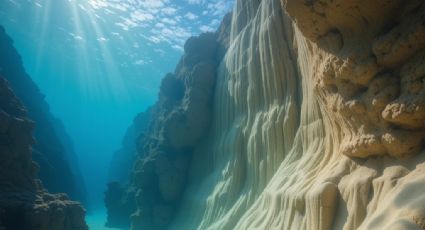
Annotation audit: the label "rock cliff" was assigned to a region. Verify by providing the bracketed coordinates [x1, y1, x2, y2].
[105, 109, 152, 228]
[110, 0, 425, 229]
[171, 0, 425, 229]
[130, 34, 220, 230]
[0, 26, 86, 204]
[0, 76, 87, 230]
[108, 109, 152, 184]
[105, 13, 233, 229]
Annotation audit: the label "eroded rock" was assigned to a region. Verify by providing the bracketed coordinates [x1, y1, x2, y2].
[0, 76, 87, 230]
[284, 0, 425, 159]
[104, 14, 233, 229]
[0, 25, 86, 203]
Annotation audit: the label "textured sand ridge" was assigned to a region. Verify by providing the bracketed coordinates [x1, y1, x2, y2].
[168, 0, 425, 229]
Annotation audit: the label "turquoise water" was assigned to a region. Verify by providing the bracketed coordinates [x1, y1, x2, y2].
[86, 211, 125, 230]
[0, 0, 233, 228]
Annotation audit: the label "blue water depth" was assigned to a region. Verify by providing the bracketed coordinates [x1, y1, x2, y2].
[0, 0, 233, 228]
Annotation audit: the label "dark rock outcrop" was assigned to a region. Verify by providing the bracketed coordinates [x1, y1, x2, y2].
[108, 109, 152, 184]
[105, 110, 151, 229]
[0, 25, 86, 203]
[104, 182, 134, 229]
[131, 33, 218, 230]
[0, 76, 87, 230]
[104, 12, 232, 230]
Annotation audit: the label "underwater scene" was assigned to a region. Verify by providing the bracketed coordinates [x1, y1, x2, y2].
[1, 0, 425, 230]
[0, 0, 232, 229]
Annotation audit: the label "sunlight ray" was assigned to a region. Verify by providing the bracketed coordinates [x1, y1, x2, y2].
[0, 1, 236, 228]
[68, 0, 94, 100]
[85, 10, 130, 103]
[33, 0, 51, 76]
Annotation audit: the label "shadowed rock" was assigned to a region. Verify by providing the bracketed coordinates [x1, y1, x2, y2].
[0, 25, 86, 204]
[0, 76, 87, 230]
[105, 13, 232, 230]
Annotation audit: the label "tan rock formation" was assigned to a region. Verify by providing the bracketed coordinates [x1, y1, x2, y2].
[166, 0, 425, 229]
[109, 0, 425, 229]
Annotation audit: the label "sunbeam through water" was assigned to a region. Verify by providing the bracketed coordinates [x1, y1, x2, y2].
[0, 0, 233, 228]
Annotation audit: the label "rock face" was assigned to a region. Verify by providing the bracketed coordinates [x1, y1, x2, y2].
[285, 0, 425, 160]
[0, 26, 86, 204]
[168, 0, 425, 229]
[111, 1, 425, 229]
[0, 76, 87, 230]
[104, 182, 134, 228]
[105, 110, 152, 229]
[108, 109, 152, 184]
[105, 14, 232, 230]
